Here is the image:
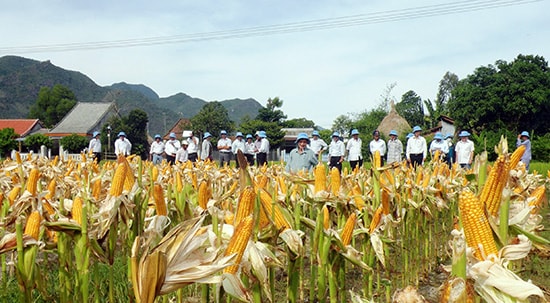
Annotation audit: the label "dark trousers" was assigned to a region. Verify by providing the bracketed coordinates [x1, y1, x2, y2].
[410, 153, 423, 168]
[188, 153, 198, 162]
[166, 154, 176, 165]
[92, 152, 101, 162]
[257, 152, 267, 167]
[350, 158, 363, 170]
[245, 154, 254, 166]
[329, 156, 342, 172]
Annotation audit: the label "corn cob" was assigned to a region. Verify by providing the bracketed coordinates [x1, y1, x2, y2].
[330, 167, 340, 196]
[234, 186, 256, 226]
[224, 215, 254, 274]
[27, 167, 40, 196]
[314, 164, 327, 193]
[277, 176, 287, 195]
[24, 211, 41, 240]
[480, 155, 510, 216]
[152, 165, 159, 182]
[340, 212, 357, 246]
[175, 172, 183, 192]
[368, 206, 383, 234]
[352, 184, 366, 209]
[15, 151, 22, 164]
[415, 169, 424, 187]
[198, 181, 210, 209]
[528, 185, 546, 214]
[373, 150, 381, 168]
[189, 172, 198, 189]
[322, 205, 330, 230]
[44, 178, 57, 200]
[458, 190, 498, 260]
[0, 192, 3, 205]
[123, 161, 135, 192]
[52, 155, 59, 166]
[8, 186, 21, 205]
[510, 144, 526, 169]
[110, 162, 128, 196]
[92, 179, 102, 199]
[381, 188, 390, 215]
[258, 188, 291, 231]
[153, 184, 167, 216]
[256, 174, 269, 189]
[72, 196, 84, 225]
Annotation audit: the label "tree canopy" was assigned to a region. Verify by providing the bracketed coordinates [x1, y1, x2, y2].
[28, 84, 77, 128]
[0, 128, 18, 158]
[395, 90, 424, 128]
[190, 102, 234, 141]
[104, 109, 149, 159]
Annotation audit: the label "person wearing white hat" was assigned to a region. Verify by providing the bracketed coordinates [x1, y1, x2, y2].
[176, 140, 189, 164]
[310, 130, 328, 157]
[386, 130, 403, 164]
[429, 132, 449, 161]
[455, 130, 474, 168]
[369, 129, 386, 167]
[516, 131, 532, 170]
[256, 131, 270, 167]
[201, 132, 213, 162]
[165, 132, 181, 165]
[406, 126, 427, 167]
[88, 131, 102, 162]
[217, 130, 232, 167]
[231, 132, 245, 168]
[243, 134, 256, 166]
[149, 134, 165, 164]
[186, 131, 199, 162]
[114, 131, 132, 156]
[328, 131, 345, 172]
[347, 129, 364, 170]
[285, 133, 318, 173]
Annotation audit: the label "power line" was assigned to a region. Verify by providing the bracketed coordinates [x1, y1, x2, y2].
[0, 0, 541, 54]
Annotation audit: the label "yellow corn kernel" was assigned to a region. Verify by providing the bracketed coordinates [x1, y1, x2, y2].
[92, 179, 102, 200]
[44, 178, 57, 200]
[381, 188, 390, 215]
[72, 196, 83, 225]
[153, 184, 167, 216]
[368, 206, 383, 234]
[24, 211, 41, 240]
[8, 186, 21, 205]
[373, 150, 381, 168]
[277, 176, 287, 195]
[224, 215, 254, 274]
[224, 211, 235, 225]
[110, 162, 128, 197]
[15, 151, 22, 164]
[27, 167, 40, 196]
[175, 172, 183, 192]
[330, 167, 340, 196]
[42, 199, 55, 216]
[189, 172, 198, 190]
[314, 164, 327, 193]
[480, 155, 510, 216]
[322, 205, 330, 230]
[415, 169, 424, 186]
[198, 181, 210, 209]
[256, 174, 269, 189]
[234, 186, 256, 227]
[352, 184, 366, 209]
[51, 155, 59, 166]
[258, 188, 291, 231]
[510, 144, 526, 169]
[151, 165, 159, 182]
[528, 185, 546, 214]
[340, 212, 357, 246]
[458, 190, 498, 260]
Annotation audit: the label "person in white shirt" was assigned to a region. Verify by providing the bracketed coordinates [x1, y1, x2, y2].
[406, 126, 427, 167]
[186, 132, 200, 162]
[386, 130, 403, 164]
[369, 129, 386, 166]
[454, 131, 475, 169]
[243, 134, 256, 166]
[429, 132, 449, 162]
[149, 134, 165, 164]
[114, 131, 132, 156]
[231, 132, 246, 168]
[165, 132, 181, 165]
[201, 132, 213, 161]
[328, 131, 345, 172]
[88, 131, 102, 162]
[347, 129, 363, 170]
[257, 131, 270, 167]
[309, 130, 328, 156]
[175, 140, 189, 163]
[217, 130, 232, 167]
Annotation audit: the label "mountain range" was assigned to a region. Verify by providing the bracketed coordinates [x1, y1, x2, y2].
[0, 55, 263, 135]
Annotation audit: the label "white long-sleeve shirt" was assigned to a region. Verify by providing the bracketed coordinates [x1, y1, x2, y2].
[406, 136, 427, 160]
[149, 141, 165, 154]
[231, 139, 245, 154]
[346, 138, 363, 161]
[114, 138, 132, 156]
[187, 137, 199, 154]
[328, 140, 345, 157]
[369, 139, 386, 156]
[88, 138, 101, 153]
[259, 138, 270, 153]
[165, 139, 181, 157]
[429, 140, 449, 155]
[310, 138, 328, 155]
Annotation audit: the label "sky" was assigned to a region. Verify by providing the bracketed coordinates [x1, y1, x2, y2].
[1, 0, 549, 128]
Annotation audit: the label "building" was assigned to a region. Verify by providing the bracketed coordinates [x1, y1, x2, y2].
[0, 119, 46, 137]
[48, 102, 117, 138]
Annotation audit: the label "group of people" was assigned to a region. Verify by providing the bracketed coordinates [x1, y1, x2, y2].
[148, 130, 270, 167]
[284, 127, 533, 174]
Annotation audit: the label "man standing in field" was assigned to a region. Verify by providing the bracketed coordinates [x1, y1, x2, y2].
[285, 133, 318, 173]
[406, 126, 426, 168]
[454, 131, 474, 169]
[369, 129, 386, 166]
[347, 129, 363, 170]
[114, 132, 132, 156]
[328, 131, 345, 172]
[516, 131, 532, 170]
[310, 130, 328, 157]
[386, 130, 403, 164]
[217, 130, 232, 167]
[88, 131, 102, 162]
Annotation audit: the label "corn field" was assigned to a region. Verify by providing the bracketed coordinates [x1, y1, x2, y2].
[0, 137, 548, 303]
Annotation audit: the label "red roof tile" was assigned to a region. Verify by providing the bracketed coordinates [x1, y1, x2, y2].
[0, 119, 42, 137]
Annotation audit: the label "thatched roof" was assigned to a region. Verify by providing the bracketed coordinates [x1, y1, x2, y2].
[377, 102, 411, 137]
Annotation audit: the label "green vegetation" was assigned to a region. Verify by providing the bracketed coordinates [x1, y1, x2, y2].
[23, 133, 52, 153]
[60, 134, 89, 153]
[0, 128, 18, 158]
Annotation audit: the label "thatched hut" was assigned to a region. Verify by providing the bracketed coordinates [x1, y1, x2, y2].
[377, 102, 411, 138]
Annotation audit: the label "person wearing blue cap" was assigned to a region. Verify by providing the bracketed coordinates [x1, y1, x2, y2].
[328, 131, 345, 172]
[406, 126, 426, 167]
[516, 131, 532, 170]
[231, 132, 245, 168]
[186, 131, 199, 162]
[445, 134, 455, 166]
[217, 130, 232, 167]
[201, 132, 213, 161]
[149, 134, 165, 164]
[455, 130, 474, 168]
[257, 131, 270, 167]
[243, 134, 256, 166]
[114, 131, 132, 156]
[285, 133, 318, 173]
[88, 131, 102, 162]
[310, 130, 328, 157]
[429, 132, 449, 161]
[386, 130, 403, 164]
[165, 132, 181, 165]
[369, 129, 385, 167]
[348, 129, 363, 169]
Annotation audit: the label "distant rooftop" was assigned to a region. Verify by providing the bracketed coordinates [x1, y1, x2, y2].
[0, 119, 43, 137]
[49, 102, 114, 135]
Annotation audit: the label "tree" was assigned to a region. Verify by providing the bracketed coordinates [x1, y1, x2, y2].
[331, 114, 353, 135]
[190, 102, 234, 143]
[104, 109, 149, 159]
[396, 90, 425, 128]
[239, 118, 285, 149]
[60, 134, 89, 153]
[24, 133, 52, 152]
[448, 55, 550, 134]
[435, 71, 459, 115]
[256, 97, 287, 123]
[283, 118, 315, 128]
[0, 128, 18, 158]
[28, 84, 77, 128]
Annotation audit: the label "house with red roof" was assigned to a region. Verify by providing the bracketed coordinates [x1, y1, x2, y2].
[0, 119, 46, 137]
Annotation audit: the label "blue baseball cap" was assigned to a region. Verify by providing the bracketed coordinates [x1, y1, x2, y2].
[351, 129, 360, 135]
[246, 134, 253, 139]
[295, 133, 310, 144]
[118, 131, 126, 137]
[406, 133, 413, 139]
[312, 130, 320, 136]
[332, 131, 340, 137]
[259, 131, 267, 138]
[458, 131, 471, 137]
[235, 132, 243, 138]
[154, 134, 161, 139]
[169, 132, 176, 138]
[445, 133, 453, 139]
[520, 131, 529, 138]
[220, 130, 227, 135]
[203, 132, 212, 139]
[92, 131, 100, 137]
[389, 130, 398, 136]
[412, 126, 422, 133]
[434, 132, 443, 140]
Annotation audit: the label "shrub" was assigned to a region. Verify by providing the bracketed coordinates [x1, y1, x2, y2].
[0, 128, 18, 158]
[24, 133, 52, 152]
[60, 134, 89, 153]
